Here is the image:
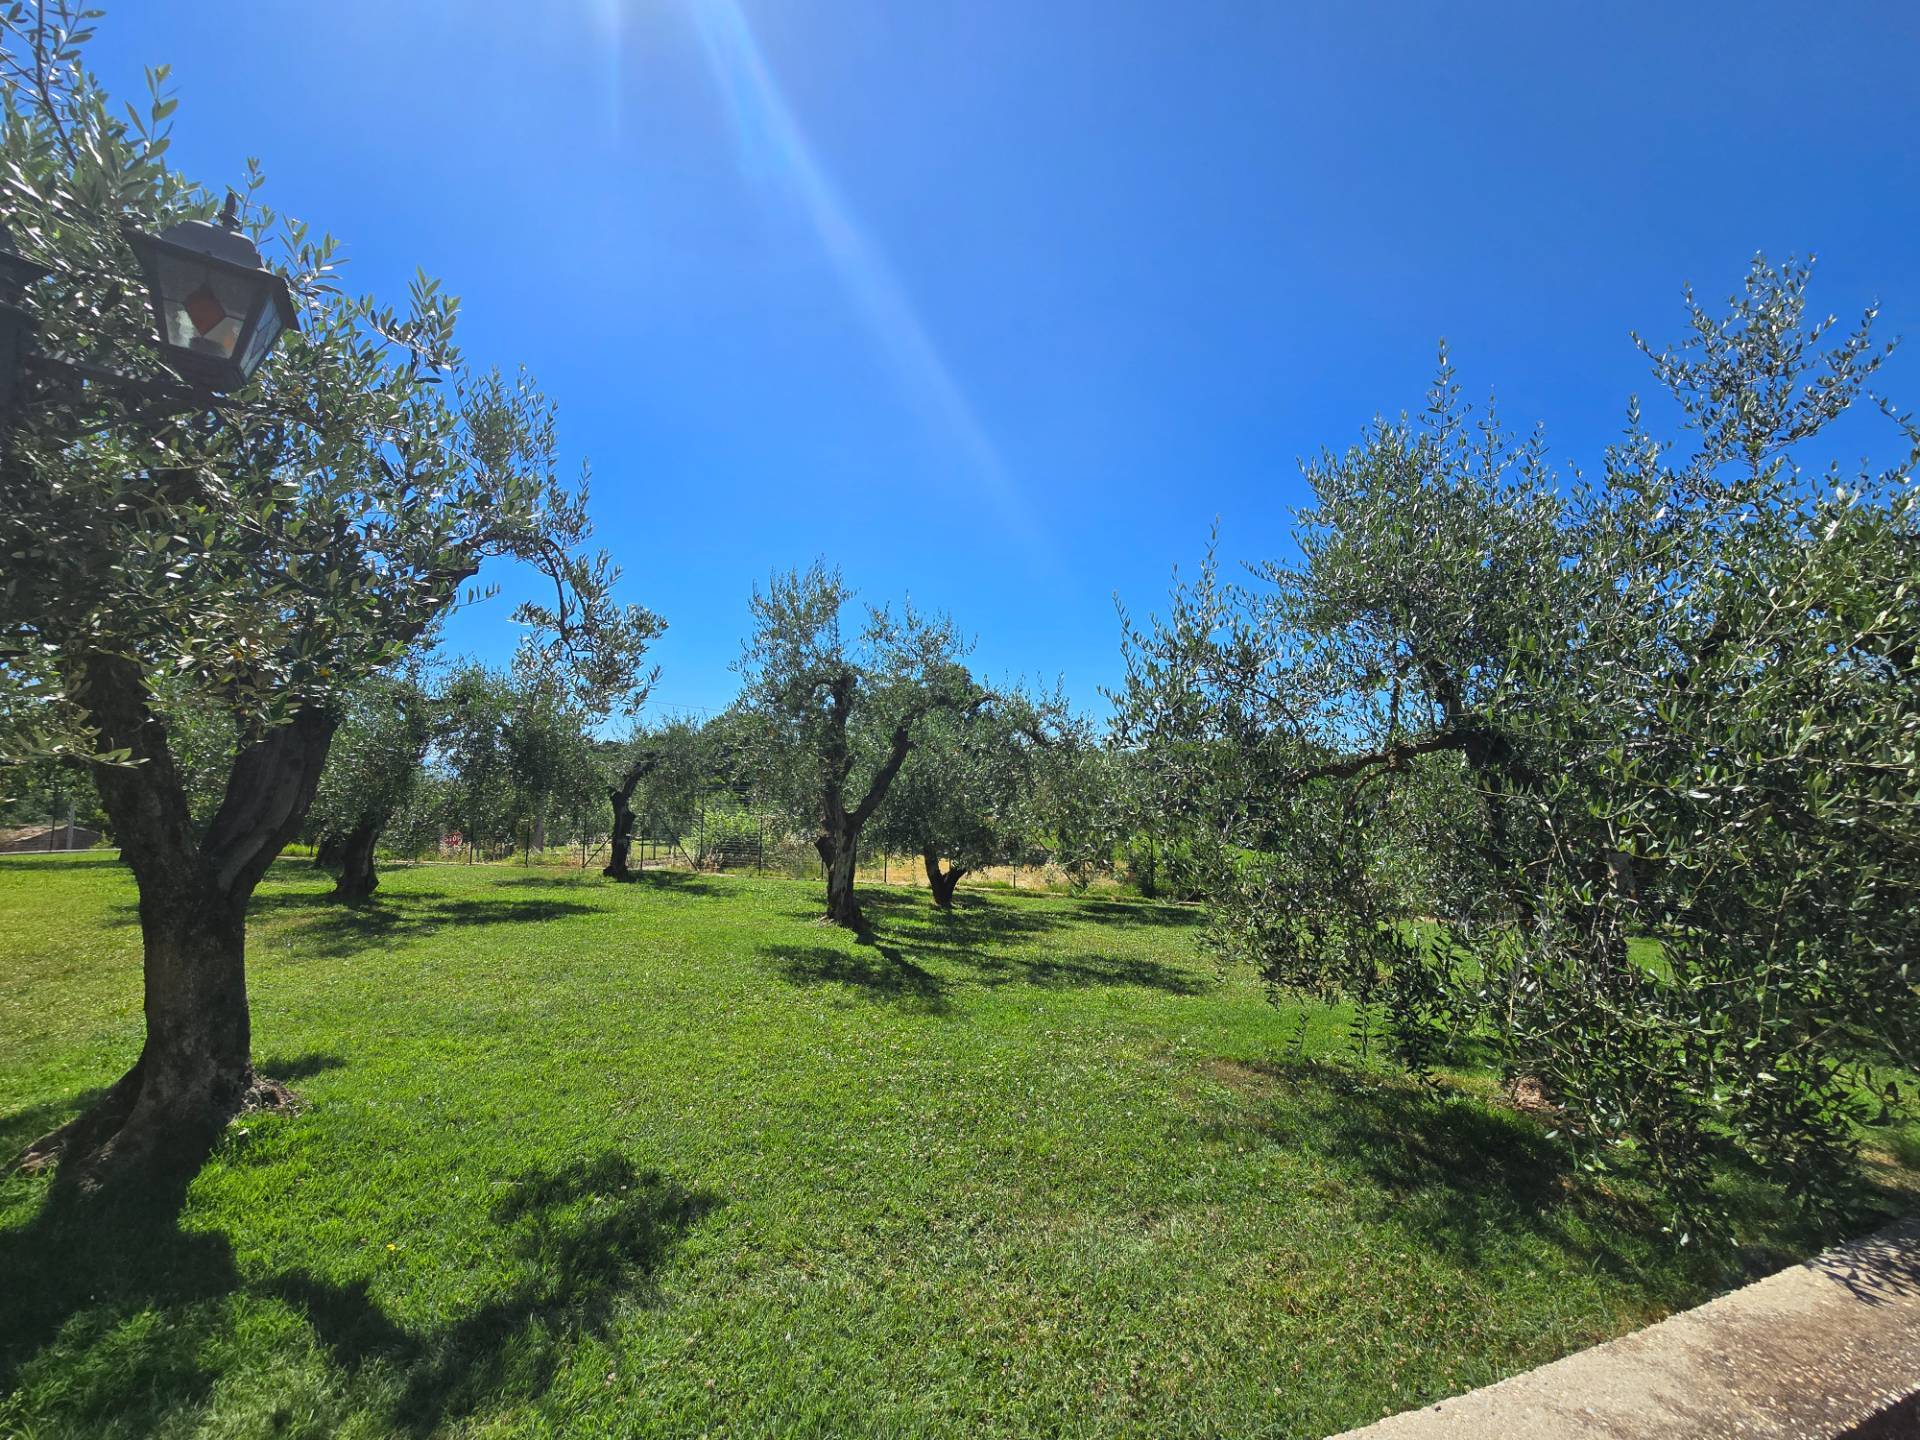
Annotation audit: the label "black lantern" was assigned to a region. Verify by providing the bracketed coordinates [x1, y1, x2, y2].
[0, 222, 50, 305]
[128, 194, 296, 392]
[0, 223, 50, 421]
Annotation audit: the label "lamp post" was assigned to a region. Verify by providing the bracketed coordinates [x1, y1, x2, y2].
[0, 192, 295, 436]
[0, 224, 49, 426]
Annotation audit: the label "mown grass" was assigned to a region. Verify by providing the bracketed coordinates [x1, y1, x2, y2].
[0, 854, 1905, 1439]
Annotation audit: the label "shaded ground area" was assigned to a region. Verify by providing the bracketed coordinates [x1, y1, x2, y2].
[1, 1152, 716, 1438]
[249, 887, 604, 960]
[1, 856, 1910, 1439]
[762, 889, 1209, 1015]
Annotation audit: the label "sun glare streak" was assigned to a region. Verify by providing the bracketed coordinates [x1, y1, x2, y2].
[685, 0, 1047, 561]
[589, 0, 626, 135]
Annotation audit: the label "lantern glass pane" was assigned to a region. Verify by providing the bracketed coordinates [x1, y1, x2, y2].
[235, 297, 285, 381]
[154, 252, 260, 361]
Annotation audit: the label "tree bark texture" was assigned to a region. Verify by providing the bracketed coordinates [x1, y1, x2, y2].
[18, 652, 335, 1192]
[819, 829, 862, 926]
[816, 702, 919, 928]
[922, 849, 965, 908]
[602, 752, 659, 880]
[325, 817, 381, 902]
[807, 670, 985, 927]
[313, 830, 345, 872]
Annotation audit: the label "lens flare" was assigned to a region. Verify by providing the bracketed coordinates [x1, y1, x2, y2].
[686, 0, 1047, 562]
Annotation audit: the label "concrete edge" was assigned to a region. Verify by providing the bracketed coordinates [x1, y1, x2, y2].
[1329, 1215, 1920, 1440]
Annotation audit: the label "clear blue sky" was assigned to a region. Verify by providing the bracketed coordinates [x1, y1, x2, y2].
[90, 2, 1920, 720]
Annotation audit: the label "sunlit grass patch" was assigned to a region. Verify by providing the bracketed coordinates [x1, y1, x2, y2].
[0, 854, 1908, 1439]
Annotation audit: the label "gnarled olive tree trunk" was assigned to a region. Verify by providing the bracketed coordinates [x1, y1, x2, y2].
[602, 752, 659, 881]
[922, 849, 965, 908]
[322, 817, 381, 902]
[604, 786, 637, 879]
[18, 654, 335, 1192]
[816, 829, 862, 925]
[40, 885, 257, 1182]
[813, 707, 920, 929]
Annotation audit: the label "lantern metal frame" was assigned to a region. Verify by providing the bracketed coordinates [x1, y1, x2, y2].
[0, 196, 297, 437]
[126, 197, 298, 394]
[0, 223, 51, 422]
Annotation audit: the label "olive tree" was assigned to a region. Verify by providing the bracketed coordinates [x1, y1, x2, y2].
[309, 671, 433, 901]
[603, 717, 700, 880]
[0, 747, 102, 838]
[436, 663, 516, 857]
[1118, 258, 1918, 1225]
[499, 665, 597, 860]
[735, 563, 982, 927]
[0, 17, 659, 1190]
[869, 685, 1074, 907]
[436, 659, 605, 862]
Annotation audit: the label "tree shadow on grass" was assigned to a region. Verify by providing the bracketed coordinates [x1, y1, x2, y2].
[867, 896, 1212, 997]
[0, 1091, 107, 1161]
[1199, 1058, 1729, 1300]
[861, 888, 1069, 942]
[0, 853, 123, 873]
[249, 891, 602, 961]
[256, 1052, 349, 1084]
[765, 943, 950, 1014]
[1061, 897, 1208, 930]
[763, 933, 1206, 1010]
[0, 1151, 718, 1437]
[775, 887, 1074, 941]
[490, 868, 731, 898]
[272, 1153, 721, 1434]
[598, 868, 731, 897]
[764, 886, 1211, 1004]
[0, 1178, 235, 1431]
[920, 938, 1210, 995]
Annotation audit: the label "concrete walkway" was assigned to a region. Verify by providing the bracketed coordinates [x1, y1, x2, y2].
[1334, 1216, 1920, 1439]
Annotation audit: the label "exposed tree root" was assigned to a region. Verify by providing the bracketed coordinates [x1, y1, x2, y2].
[13, 1061, 302, 1192]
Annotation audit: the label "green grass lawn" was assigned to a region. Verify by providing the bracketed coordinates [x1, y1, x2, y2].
[0, 855, 1903, 1439]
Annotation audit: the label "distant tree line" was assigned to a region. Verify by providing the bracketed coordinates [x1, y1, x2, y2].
[300, 563, 1123, 928]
